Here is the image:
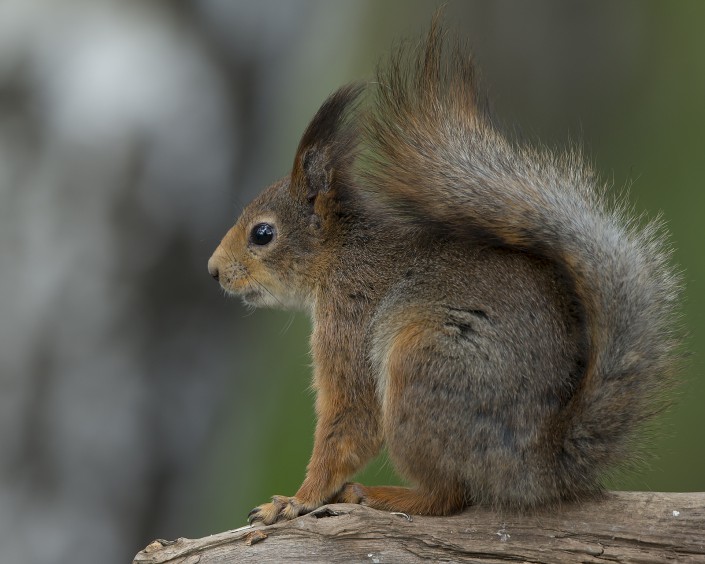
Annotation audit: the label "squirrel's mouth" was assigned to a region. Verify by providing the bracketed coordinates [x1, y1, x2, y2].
[219, 274, 260, 302]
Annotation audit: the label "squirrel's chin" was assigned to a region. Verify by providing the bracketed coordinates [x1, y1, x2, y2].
[239, 290, 263, 306]
[239, 289, 283, 309]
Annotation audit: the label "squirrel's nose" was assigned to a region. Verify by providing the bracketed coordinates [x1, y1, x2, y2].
[207, 257, 220, 282]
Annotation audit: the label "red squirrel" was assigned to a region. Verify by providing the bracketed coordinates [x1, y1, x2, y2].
[208, 21, 682, 524]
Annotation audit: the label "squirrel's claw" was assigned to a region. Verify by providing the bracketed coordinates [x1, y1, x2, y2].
[247, 506, 261, 524]
[247, 495, 312, 525]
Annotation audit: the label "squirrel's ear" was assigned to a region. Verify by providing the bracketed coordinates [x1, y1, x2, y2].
[291, 83, 363, 207]
[300, 146, 334, 205]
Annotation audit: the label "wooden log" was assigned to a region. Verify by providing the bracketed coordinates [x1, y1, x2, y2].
[133, 491, 705, 563]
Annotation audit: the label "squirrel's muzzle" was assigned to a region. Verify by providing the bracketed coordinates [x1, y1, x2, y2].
[207, 256, 220, 282]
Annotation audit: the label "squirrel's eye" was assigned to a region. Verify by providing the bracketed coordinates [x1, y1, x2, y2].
[250, 223, 275, 246]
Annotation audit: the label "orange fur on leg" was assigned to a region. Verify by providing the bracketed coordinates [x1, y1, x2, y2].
[335, 483, 465, 516]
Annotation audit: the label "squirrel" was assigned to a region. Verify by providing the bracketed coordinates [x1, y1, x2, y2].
[208, 21, 682, 524]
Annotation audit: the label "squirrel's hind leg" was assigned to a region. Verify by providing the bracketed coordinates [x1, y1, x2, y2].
[366, 303, 505, 514]
[334, 483, 465, 515]
[339, 305, 485, 516]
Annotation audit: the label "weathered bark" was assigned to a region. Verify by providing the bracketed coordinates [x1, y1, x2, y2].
[133, 492, 705, 563]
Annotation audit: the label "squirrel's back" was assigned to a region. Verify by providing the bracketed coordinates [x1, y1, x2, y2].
[359, 21, 683, 505]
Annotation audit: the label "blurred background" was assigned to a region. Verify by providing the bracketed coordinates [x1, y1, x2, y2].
[0, 1, 703, 562]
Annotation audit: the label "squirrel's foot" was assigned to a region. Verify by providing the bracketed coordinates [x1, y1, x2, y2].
[247, 495, 316, 525]
[333, 482, 466, 516]
[333, 482, 367, 504]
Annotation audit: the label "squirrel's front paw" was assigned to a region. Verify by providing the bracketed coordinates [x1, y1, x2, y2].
[247, 495, 314, 525]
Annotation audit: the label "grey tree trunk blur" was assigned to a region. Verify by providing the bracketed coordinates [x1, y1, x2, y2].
[0, 1, 363, 563]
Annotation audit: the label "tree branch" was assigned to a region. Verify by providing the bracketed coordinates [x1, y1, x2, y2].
[133, 492, 705, 563]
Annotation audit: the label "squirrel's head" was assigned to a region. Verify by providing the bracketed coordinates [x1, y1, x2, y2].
[208, 84, 363, 310]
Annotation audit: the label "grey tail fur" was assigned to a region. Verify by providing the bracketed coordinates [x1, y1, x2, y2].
[361, 20, 683, 497]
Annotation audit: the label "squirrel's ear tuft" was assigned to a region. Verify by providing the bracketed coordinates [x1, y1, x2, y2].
[291, 83, 363, 206]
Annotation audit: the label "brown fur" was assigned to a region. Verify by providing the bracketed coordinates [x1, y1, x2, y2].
[208, 19, 682, 524]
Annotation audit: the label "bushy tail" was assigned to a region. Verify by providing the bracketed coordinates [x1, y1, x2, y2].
[362, 21, 683, 492]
